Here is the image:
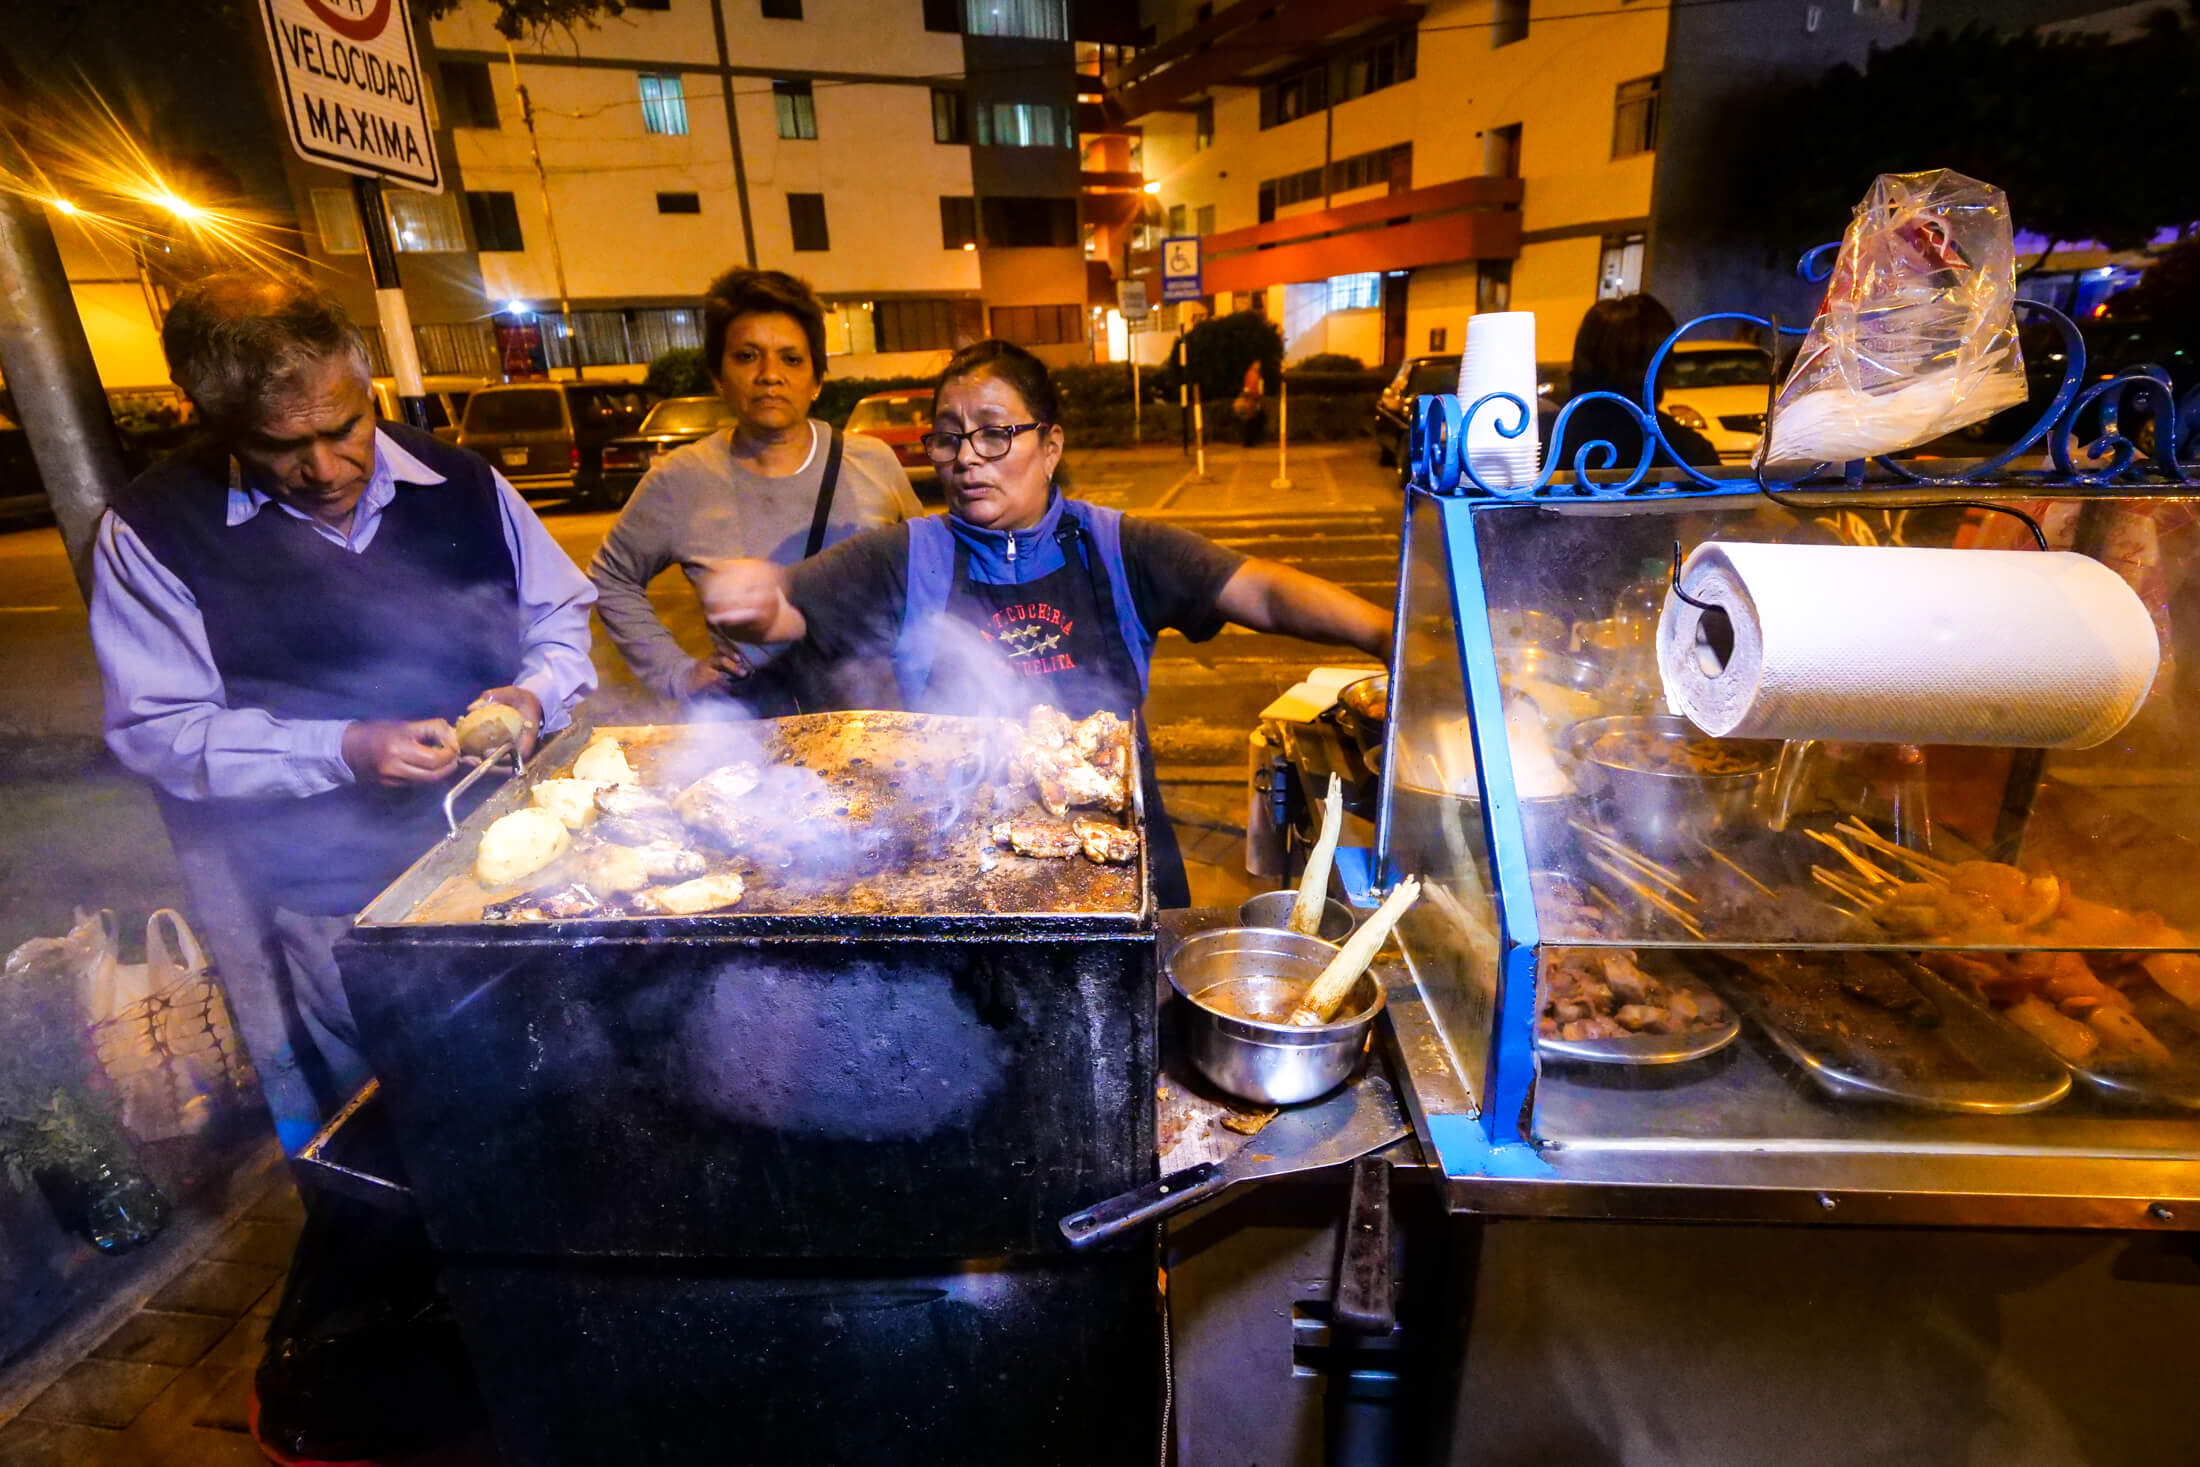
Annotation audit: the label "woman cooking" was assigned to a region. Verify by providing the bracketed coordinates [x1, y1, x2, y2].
[697, 339, 1392, 905]
[589, 268, 923, 716]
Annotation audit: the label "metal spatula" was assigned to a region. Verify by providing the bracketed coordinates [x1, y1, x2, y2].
[1059, 1070, 1408, 1249]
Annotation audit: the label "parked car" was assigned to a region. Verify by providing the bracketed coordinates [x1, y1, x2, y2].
[456, 381, 657, 506]
[844, 387, 938, 492]
[373, 375, 490, 442]
[1656, 341, 1776, 463]
[1372, 356, 1459, 471]
[598, 396, 738, 507]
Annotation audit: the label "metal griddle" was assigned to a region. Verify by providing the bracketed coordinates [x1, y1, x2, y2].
[358, 712, 1147, 931]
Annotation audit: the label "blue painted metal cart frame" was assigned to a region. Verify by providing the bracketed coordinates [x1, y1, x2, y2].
[1352, 252, 2200, 1226]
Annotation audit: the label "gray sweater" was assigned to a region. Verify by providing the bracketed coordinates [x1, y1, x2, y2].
[588, 422, 922, 700]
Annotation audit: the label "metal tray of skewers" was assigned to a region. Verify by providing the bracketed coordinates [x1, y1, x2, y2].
[1803, 820, 2200, 1112]
[1562, 810, 2200, 1111]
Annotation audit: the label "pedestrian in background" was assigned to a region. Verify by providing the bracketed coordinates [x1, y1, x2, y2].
[1234, 356, 1266, 447]
[589, 268, 921, 717]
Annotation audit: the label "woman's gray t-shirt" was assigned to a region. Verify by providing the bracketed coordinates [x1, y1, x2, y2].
[588, 421, 922, 700]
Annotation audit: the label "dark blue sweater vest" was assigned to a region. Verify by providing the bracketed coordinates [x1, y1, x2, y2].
[111, 425, 521, 913]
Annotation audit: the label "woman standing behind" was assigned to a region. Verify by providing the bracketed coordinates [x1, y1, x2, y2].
[589, 268, 922, 714]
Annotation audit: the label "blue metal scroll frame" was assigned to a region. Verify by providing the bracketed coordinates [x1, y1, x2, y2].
[1373, 244, 2200, 1181]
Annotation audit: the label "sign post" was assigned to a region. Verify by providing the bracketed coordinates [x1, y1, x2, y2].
[259, 0, 443, 426]
[1160, 237, 1202, 304]
[1116, 280, 1148, 444]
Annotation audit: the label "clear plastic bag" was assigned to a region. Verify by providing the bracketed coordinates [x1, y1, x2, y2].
[1763, 169, 2028, 469]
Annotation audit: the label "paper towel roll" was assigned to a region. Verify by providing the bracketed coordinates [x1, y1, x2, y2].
[1657, 542, 2159, 748]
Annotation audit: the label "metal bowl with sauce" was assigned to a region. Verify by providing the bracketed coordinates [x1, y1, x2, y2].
[1166, 928, 1384, 1105]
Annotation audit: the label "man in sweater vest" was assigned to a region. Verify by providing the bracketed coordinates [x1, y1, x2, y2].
[89, 273, 597, 1151]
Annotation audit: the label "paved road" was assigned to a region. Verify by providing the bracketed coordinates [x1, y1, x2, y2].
[0, 438, 1401, 947]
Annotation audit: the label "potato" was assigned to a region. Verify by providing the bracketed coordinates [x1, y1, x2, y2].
[476, 807, 570, 888]
[572, 737, 635, 786]
[530, 778, 603, 830]
[456, 702, 526, 759]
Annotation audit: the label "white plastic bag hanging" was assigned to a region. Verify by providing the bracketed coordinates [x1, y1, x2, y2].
[1762, 169, 2029, 470]
[91, 910, 249, 1142]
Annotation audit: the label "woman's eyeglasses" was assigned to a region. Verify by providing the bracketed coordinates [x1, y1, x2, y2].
[919, 422, 1045, 464]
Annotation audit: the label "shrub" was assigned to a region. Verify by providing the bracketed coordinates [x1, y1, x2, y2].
[1281, 369, 1390, 398]
[643, 347, 712, 399]
[1292, 352, 1366, 373]
[1166, 312, 1284, 409]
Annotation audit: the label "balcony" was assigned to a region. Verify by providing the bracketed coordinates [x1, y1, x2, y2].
[1127, 177, 1524, 297]
[1107, 0, 1425, 119]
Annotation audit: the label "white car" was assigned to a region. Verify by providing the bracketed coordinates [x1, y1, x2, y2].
[1658, 341, 1775, 463]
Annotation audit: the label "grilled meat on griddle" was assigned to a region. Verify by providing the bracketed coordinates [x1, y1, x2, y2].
[1074, 818, 1137, 865]
[594, 785, 684, 845]
[632, 871, 747, 915]
[993, 819, 1083, 859]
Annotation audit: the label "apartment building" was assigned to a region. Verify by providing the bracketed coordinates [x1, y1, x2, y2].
[1108, 0, 1918, 370]
[350, 0, 1118, 377]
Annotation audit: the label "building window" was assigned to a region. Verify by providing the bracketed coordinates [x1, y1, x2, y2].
[940, 195, 977, 248]
[1598, 233, 1645, 298]
[1194, 98, 1213, 150]
[991, 304, 1083, 346]
[1166, 203, 1186, 235]
[1259, 63, 1326, 129]
[311, 188, 363, 253]
[626, 0, 668, 8]
[1494, 0, 1528, 46]
[467, 191, 524, 251]
[540, 307, 705, 370]
[774, 79, 817, 139]
[1195, 204, 1215, 236]
[657, 191, 702, 214]
[923, 0, 961, 31]
[1612, 75, 1660, 158]
[962, 0, 1068, 40]
[639, 73, 689, 135]
[384, 189, 466, 252]
[1333, 29, 1416, 104]
[787, 193, 829, 251]
[440, 62, 499, 129]
[1327, 144, 1407, 197]
[1327, 273, 1381, 312]
[980, 196, 1077, 247]
[1486, 122, 1522, 180]
[761, 0, 802, 17]
[1262, 164, 1324, 212]
[877, 297, 982, 352]
[974, 102, 1070, 149]
[932, 89, 966, 144]
[1478, 259, 1512, 313]
[1429, 326, 1448, 353]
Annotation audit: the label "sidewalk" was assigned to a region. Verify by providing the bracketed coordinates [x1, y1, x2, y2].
[1067, 439, 1398, 519]
[0, 1158, 299, 1467]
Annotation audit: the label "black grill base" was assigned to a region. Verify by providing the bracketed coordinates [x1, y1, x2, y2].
[443, 1253, 1160, 1466]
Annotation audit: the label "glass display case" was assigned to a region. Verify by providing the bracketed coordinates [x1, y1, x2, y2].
[1375, 482, 2200, 1227]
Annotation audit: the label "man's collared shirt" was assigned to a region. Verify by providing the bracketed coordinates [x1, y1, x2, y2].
[91, 428, 598, 801]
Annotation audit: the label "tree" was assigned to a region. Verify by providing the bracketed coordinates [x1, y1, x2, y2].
[420, 0, 629, 41]
[1729, 7, 2200, 276]
[643, 347, 712, 399]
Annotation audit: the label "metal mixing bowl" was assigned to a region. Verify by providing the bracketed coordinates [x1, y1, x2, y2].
[1563, 713, 1778, 860]
[1166, 928, 1384, 1105]
[1238, 890, 1356, 941]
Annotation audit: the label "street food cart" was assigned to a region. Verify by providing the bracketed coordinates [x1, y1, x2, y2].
[1260, 286, 2200, 1462]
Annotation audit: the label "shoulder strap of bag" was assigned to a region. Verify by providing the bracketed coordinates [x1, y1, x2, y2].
[803, 426, 846, 560]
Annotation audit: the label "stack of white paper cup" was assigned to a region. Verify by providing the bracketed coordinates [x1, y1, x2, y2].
[1456, 311, 1541, 488]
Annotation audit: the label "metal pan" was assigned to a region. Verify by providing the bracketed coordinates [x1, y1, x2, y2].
[1530, 922, 1739, 1066]
[1166, 927, 1385, 1106]
[1708, 956, 2071, 1114]
[1927, 974, 2200, 1111]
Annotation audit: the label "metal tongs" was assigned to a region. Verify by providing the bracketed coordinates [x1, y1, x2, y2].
[443, 738, 527, 836]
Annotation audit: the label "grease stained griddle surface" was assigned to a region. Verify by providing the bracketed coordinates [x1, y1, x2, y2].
[399, 714, 1144, 924]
